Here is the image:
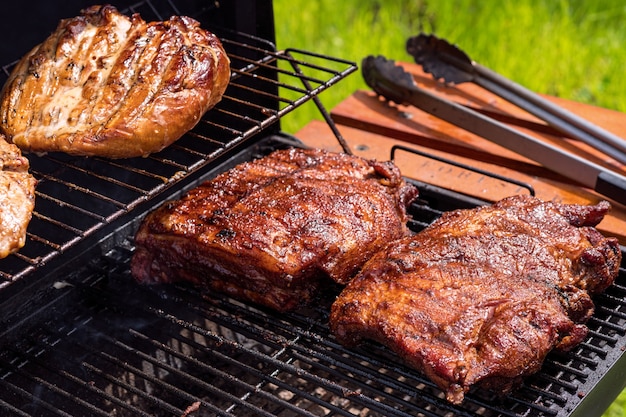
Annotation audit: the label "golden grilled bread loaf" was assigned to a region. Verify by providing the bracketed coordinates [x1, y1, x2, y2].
[0, 134, 36, 258]
[0, 4, 230, 159]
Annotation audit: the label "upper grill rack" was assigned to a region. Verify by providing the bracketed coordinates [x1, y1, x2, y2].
[0, 31, 357, 291]
[0, 137, 624, 417]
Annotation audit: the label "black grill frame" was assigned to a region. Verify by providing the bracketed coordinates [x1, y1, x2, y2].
[0, 1, 625, 417]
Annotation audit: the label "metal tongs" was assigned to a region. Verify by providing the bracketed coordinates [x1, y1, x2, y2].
[406, 33, 626, 165]
[361, 55, 626, 206]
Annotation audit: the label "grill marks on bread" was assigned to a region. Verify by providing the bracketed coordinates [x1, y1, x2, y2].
[0, 5, 230, 158]
[10, 7, 134, 132]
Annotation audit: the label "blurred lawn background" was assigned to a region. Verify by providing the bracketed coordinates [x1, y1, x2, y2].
[273, 1, 626, 416]
[273, 0, 626, 135]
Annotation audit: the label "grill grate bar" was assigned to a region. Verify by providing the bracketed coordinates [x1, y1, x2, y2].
[33, 171, 127, 210]
[504, 393, 559, 417]
[8, 332, 156, 417]
[30, 212, 84, 238]
[168, 283, 536, 417]
[587, 319, 624, 339]
[1, 252, 40, 271]
[140, 303, 400, 417]
[5, 365, 111, 417]
[131, 329, 325, 417]
[221, 39, 280, 70]
[555, 350, 598, 368]
[198, 117, 248, 141]
[41, 156, 154, 196]
[33, 189, 107, 222]
[94, 158, 175, 184]
[284, 48, 354, 79]
[0, 374, 75, 417]
[596, 304, 626, 321]
[532, 371, 579, 393]
[0, 398, 29, 417]
[23, 234, 62, 254]
[88, 349, 229, 417]
[56, 367, 154, 417]
[214, 105, 268, 130]
[226, 83, 287, 112]
[141, 154, 190, 172]
[80, 361, 186, 416]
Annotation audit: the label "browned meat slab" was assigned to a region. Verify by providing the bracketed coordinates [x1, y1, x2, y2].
[0, 4, 230, 158]
[131, 147, 419, 311]
[330, 195, 621, 404]
[0, 134, 36, 258]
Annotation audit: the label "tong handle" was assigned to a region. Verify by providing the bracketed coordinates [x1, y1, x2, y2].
[597, 171, 626, 203]
[407, 33, 626, 165]
[362, 56, 626, 206]
[474, 64, 626, 165]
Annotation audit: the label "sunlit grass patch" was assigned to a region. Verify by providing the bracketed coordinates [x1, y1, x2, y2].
[274, 0, 626, 135]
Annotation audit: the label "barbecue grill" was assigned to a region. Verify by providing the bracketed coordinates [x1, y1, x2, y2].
[0, 1, 625, 416]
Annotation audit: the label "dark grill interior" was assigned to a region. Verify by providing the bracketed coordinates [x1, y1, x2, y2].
[1, 1, 625, 417]
[1, 135, 625, 417]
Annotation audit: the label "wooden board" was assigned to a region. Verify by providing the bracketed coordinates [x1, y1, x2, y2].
[295, 62, 626, 244]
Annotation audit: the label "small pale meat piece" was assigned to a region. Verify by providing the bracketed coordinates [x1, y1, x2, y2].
[0, 134, 36, 259]
[131, 147, 419, 311]
[330, 195, 621, 404]
[0, 4, 230, 158]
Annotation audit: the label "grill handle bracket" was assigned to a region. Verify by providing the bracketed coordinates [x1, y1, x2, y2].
[390, 144, 536, 198]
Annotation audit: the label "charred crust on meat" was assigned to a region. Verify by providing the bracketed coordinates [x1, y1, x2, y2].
[216, 228, 236, 239]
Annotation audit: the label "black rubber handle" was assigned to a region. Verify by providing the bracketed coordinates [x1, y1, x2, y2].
[596, 171, 626, 206]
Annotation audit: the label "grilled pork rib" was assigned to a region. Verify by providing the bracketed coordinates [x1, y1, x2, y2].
[131, 148, 419, 311]
[0, 135, 36, 259]
[0, 4, 230, 158]
[330, 195, 621, 404]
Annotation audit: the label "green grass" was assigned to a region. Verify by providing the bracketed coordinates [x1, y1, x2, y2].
[273, 1, 626, 415]
[274, 0, 626, 135]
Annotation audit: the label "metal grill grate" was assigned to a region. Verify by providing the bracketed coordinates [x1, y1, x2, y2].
[0, 137, 625, 417]
[1, 2, 625, 416]
[0, 31, 357, 290]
